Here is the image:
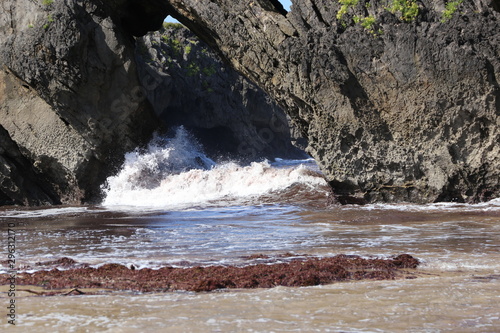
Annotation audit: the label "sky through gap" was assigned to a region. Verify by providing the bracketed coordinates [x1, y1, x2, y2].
[164, 1, 292, 23]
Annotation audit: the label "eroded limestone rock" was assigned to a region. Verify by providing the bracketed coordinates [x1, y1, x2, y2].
[165, 0, 500, 203]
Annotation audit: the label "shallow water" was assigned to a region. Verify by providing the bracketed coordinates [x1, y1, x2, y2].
[5, 275, 499, 332]
[2, 202, 499, 273]
[1, 129, 499, 331]
[2, 200, 499, 331]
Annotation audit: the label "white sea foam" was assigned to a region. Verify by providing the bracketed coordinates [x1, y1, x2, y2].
[0, 206, 90, 218]
[101, 127, 328, 209]
[351, 197, 500, 212]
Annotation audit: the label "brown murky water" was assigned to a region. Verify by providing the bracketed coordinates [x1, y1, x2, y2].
[4, 274, 498, 332]
[1, 201, 499, 332]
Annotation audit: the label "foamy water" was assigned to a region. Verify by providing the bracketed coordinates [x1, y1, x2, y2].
[101, 127, 328, 210]
[1, 127, 499, 331]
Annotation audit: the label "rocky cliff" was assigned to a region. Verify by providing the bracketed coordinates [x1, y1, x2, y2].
[0, 0, 165, 205]
[165, 0, 500, 203]
[0, 0, 302, 206]
[136, 24, 305, 160]
[2, 0, 499, 206]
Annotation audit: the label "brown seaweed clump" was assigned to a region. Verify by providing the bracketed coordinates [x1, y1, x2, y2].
[2, 254, 419, 294]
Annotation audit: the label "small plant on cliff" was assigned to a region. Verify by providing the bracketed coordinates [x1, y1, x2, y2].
[41, 0, 53, 5]
[161, 37, 182, 56]
[353, 15, 377, 34]
[186, 62, 200, 76]
[202, 65, 217, 76]
[43, 14, 54, 30]
[336, 1, 382, 35]
[170, 39, 182, 53]
[386, 0, 419, 22]
[162, 22, 184, 30]
[336, 0, 359, 20]
[441, 0, 463, 22]
[336, 0, 420, 32]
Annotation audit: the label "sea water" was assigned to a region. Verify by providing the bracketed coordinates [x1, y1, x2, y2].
[1, 127, 499, 332]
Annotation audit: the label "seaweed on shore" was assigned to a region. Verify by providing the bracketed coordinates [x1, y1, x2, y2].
[2, 254, 419, 294]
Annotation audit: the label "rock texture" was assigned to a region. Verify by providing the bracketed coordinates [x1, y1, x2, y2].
[165, 0, 500, 203]
[0, 0, 303, 206]
[0, 124, 60, 205]
[0, 0, 163, 205]
[136, 25, 305, 160]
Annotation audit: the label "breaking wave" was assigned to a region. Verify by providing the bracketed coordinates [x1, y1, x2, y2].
[101, 127, 329, 210]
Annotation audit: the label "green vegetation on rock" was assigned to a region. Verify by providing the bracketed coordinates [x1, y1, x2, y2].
[353, 15, 377, 34]
[161, 36, 182, 56]
[43, 14, 54, 30]
[163, 22, 184, 30]
[156, 28, 220, 78]
[336, 0, 359, 20]
[386, 0, 419, 22]
[202, 65, 216, 76]
[336, 0, 464, 31]
[186, 62, 200, 76]
[336, 0, 421, 35]
[441, 0, 463, 22]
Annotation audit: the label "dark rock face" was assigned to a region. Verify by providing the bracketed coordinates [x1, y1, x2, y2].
[165, 0, 500, 203]
[0, 0, 303, 206]
[2, 0, 498, 205]
[136, 25, 305, 160]
[109, 0, 170, 36]
[0, 125, 60, 206]
[0, 0, 160, 204]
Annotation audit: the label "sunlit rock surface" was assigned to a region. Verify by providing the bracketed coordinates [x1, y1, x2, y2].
[0, 0, 301, 205]
[164, 0, 500, 203]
